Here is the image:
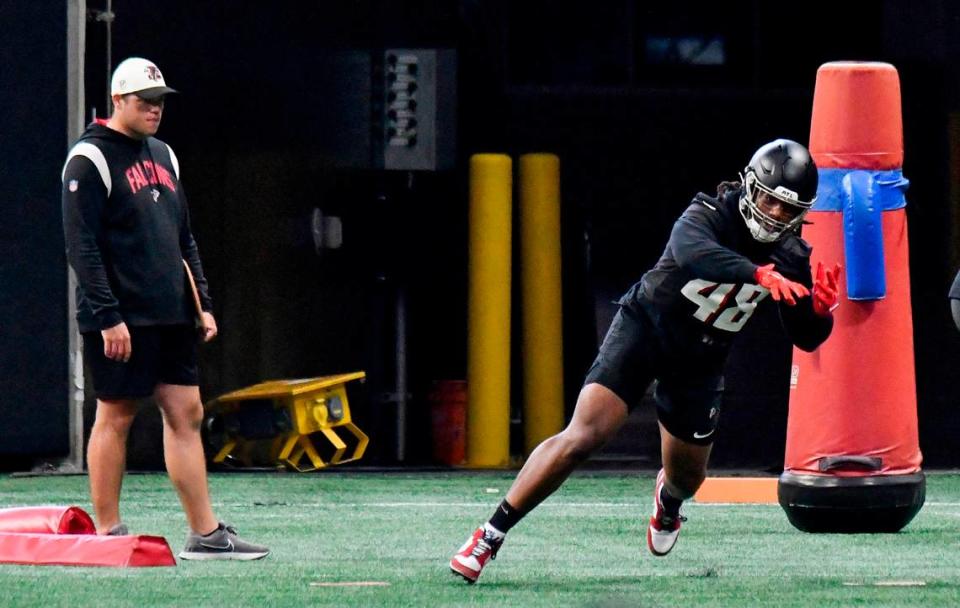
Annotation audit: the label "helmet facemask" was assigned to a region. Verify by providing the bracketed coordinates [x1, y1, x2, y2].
[738, 170, 815, 242]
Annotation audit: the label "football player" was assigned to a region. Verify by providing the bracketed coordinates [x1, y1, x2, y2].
[450, 139, 841, 583]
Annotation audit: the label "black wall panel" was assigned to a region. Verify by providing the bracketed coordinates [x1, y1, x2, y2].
[0, 0, 70, 460]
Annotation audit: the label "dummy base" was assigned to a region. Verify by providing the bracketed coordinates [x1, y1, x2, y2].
[778, 471, 925, 533]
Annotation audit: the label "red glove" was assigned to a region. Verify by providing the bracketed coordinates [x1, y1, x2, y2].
[754, 263, 810, 306]
[812, 261, 842, 317]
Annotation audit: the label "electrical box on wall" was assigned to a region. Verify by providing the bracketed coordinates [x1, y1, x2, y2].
[373, 49, 457, 171]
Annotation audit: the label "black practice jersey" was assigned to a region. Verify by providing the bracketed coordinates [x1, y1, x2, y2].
[619, 189, 832, 358]
[62, 121, 211, 332]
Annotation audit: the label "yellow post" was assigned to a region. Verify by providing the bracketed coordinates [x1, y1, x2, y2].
[467, 154, 512, 468]
[519, 153, 565, 455]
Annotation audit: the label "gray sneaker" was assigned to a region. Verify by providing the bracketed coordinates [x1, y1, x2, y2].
[106, 523, 129, 536]
[178, 522, 270, 561]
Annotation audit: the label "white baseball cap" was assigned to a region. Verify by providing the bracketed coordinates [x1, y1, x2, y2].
[110, 57, 178, 100]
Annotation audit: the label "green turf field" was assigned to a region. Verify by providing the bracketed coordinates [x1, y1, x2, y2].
[1, 471, 959, 607]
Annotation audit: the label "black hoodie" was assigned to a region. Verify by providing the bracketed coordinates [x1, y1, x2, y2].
[62, 121, 211, 332]
[621, 188, 832, 358]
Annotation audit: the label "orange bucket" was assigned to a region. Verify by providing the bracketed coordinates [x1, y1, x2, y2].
[429, 380, 467, 465]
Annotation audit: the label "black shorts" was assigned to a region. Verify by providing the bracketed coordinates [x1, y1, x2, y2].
[83, 324, 199, 400]
[583, 305, 724, 446]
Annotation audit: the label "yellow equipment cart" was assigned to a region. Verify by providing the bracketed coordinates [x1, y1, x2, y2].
[205, 372, 368, 472]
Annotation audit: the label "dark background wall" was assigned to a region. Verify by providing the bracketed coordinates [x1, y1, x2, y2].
[3, 0, 960, 469]
[0, 1, 70, 467]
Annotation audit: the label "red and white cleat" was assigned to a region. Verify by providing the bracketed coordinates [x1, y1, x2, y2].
[647, 468, 686, 556]
[450, 525, 504, 583]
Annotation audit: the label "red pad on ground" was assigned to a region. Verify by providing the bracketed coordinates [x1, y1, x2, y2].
[0, 532, 176, 567]
[0, 506, 175, 567]
[0, 506, 96, 534]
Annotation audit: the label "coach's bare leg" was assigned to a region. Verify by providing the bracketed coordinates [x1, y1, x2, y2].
[658, 422, 712, 499]
[87, 398, 138, 534]
[505, 383, 629, 512]
[154, 383, 218, 535]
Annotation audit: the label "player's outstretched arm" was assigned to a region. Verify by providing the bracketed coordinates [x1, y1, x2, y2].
[778, 261, 841, 351]
[670, 205, 757, 284]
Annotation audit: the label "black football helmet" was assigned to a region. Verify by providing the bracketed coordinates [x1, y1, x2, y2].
[738, 139, 818, 242]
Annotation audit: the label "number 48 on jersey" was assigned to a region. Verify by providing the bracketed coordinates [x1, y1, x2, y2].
[680, 279, 770, 332]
